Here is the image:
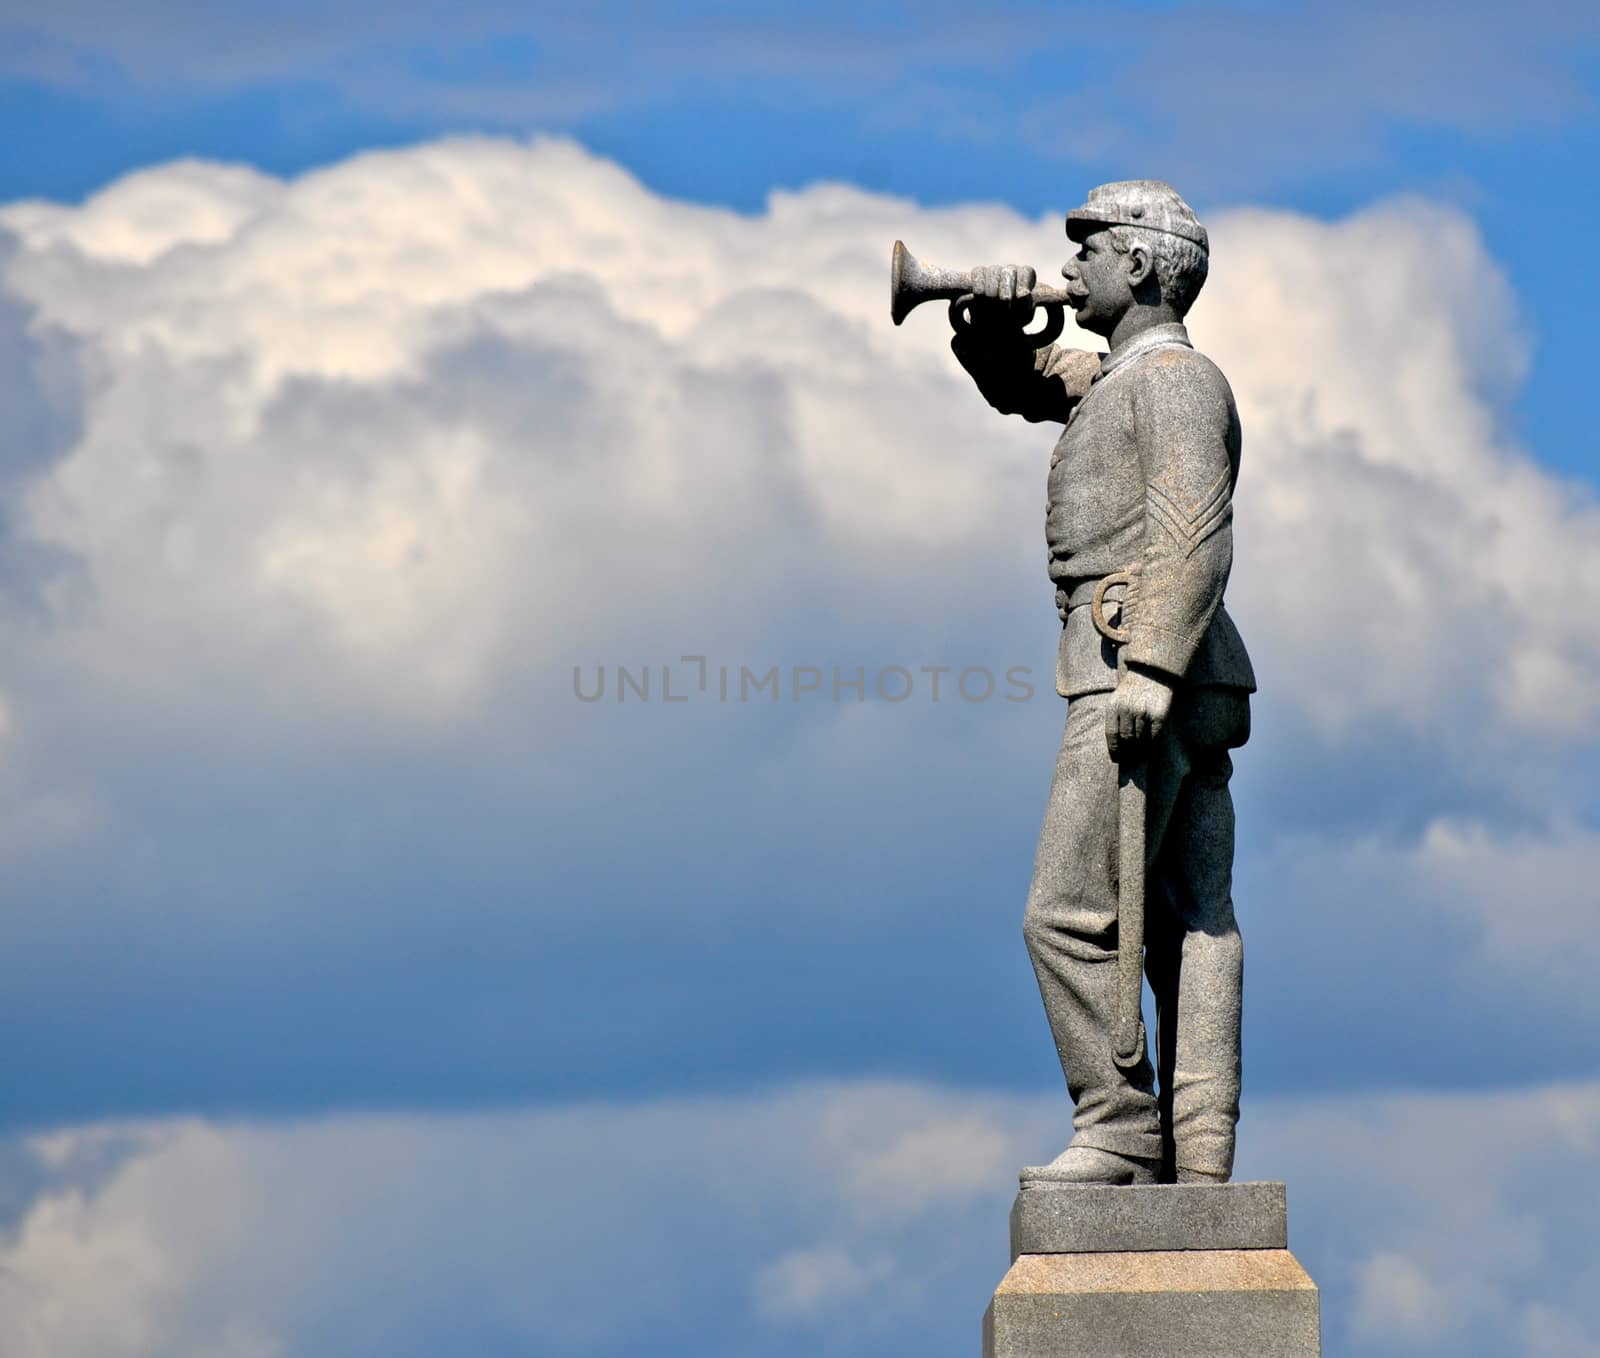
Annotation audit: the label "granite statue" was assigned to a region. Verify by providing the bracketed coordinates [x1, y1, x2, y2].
[892, 181, 1256, 1189]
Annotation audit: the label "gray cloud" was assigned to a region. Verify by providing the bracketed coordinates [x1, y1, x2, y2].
[1014, 1, 1599, 191]
[2, 2, 1595, 195]
[1, 1078, 1598, 1357]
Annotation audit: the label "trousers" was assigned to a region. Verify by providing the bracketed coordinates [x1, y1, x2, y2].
[1022, 683, 1249, 1179]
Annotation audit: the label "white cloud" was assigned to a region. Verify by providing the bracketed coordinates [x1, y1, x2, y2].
[1415, 819, 1600, 1009]
[1253, 817, 1600, 1028]
[0, 1122, 278, 1358]
[0, 1084, 1051, 1358]
[0, 135, 1597, 1108]
[1240, 1082, 1600, 1357]
[1195, 199, 1600, 755]
[1354, 1250, 1452, 1343]
[2, 1079, 1600, 1358]
[752, 1245, 896, 1322]
[1, 135, 1594, 752]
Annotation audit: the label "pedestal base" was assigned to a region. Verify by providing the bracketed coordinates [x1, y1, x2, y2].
[982, 1182, 1320, 1357]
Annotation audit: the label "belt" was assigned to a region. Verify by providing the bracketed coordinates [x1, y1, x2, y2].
[1054, 570, 1136, 622]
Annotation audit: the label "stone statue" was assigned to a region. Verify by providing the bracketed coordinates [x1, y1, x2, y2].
[893, 181, 1256, 1188]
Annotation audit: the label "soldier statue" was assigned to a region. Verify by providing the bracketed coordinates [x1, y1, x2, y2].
[895, 181, 1255, 1187]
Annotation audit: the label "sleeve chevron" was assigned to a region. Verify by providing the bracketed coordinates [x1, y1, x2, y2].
[1121, 347, 1242, 681]
[1145, 469, 1233, 557]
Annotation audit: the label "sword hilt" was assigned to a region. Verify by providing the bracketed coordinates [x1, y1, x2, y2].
[1113, 1014, 1146, 1070]
[1092, 570, 1136, 644]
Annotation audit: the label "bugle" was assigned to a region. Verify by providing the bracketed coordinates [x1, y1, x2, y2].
[890, 240, 1069, 348]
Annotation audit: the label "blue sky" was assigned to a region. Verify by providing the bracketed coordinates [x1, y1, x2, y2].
[1, 5, 1599, 1356]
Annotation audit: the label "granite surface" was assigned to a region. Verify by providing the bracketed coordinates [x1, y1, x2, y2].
[1011, 1180, 1287, 1259]
[983, 1248, 1319, 1357]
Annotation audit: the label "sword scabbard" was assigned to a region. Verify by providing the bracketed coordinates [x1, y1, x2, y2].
[1112, 759, 1148, 1070]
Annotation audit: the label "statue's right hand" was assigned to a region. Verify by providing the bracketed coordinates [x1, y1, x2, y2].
[968, 264, 1038, 318]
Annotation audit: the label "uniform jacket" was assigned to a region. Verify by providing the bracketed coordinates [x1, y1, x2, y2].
[956, 322, 1255, 699]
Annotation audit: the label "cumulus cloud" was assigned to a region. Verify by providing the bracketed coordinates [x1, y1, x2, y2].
[2, 1079, 1599, 1358]
[0, 1084, 1052, 1358]
[752, 1245, 897, 1323]
[1, 137, 1591, 749]
[1234, 813, 1600, 1098]
[0, 136, 1596, 1119]
[1247, 1081, 1600, 1357]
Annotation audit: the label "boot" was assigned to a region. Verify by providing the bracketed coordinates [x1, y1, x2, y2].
[1021, 1143, 1159, 1186]
[1175, 1165, 1229, 1184]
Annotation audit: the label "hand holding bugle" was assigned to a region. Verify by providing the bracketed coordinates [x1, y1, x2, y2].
[890, 240, 1069, 348]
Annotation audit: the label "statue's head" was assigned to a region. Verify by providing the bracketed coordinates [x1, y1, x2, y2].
[1060, 181, 1209, 336]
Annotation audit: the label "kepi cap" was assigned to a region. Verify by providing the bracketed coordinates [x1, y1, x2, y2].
[1065, 180, 1208, 250]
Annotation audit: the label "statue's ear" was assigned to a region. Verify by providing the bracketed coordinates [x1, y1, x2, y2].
[1123, 242, 1155, 290]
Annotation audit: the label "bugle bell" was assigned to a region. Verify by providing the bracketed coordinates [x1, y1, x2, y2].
[890, 240, 1070, 348]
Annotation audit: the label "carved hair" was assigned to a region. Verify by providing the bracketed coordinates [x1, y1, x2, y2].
[1104, 225, 1209, 318]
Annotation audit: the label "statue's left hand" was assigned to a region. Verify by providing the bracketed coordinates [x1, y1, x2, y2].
[1043, 347, 1102, 400]
[1106, 665, 1176, 760]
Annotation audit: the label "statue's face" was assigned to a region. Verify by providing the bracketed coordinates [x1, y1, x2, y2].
[1061, 227, 1134, 338]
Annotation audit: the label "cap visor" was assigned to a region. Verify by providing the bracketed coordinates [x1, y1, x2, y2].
[1065, 208, 1114, 241]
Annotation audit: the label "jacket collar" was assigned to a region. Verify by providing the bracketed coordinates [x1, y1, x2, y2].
[1095, 321, 1192, 379]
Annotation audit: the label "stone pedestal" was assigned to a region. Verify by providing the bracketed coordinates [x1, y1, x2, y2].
[983, 1182, 1320, 1357]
